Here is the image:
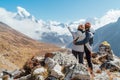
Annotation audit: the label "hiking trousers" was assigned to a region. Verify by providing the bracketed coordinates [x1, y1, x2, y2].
[84, 45, 93, 70]
[72, 50, 84, 64]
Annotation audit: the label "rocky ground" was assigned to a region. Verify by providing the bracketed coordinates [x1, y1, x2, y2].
[0, 48, 120, 80]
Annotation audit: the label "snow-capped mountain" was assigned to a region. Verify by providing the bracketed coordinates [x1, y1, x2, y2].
[93, 17, 120, 57]
[0, 6, 84, 47]
[92, 9, 120, 30]
[14, 6, 38, 23]
[1, 6, 120, 48]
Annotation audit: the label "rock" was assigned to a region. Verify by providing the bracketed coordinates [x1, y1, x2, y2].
[98, 54, 108, 63]
[94, 71, 109, 80]
[45, 57, 56, 70]
[65, 63, 90, 80]
[32, 67, 47, 80]
[96, 69, 102, 74]
[98, 41, 114, 61]
[35, 75, 44, 80]
[92, 58, 100, 64]
[0, 70, 3, 78]
[45, 57, 64, 79]
[50, 64, 64, 79]
[23, 56, 41, 76]
[91, 53, 98, 58]
[100, 61, 120, 72]
[45, 53, 55, 59]
[52, 52, 77, 66]
[2, 75, 13, 80]
[113, 77, 120, 80]
[45, 76, 58, 80]
[45, 52, 91, 80]
[18, 74, 31, 80]
[33, 56, 45, 66]
[2, 70, 17, 80]
[32, 67, 47, 75]
[71, 75, 90, 80]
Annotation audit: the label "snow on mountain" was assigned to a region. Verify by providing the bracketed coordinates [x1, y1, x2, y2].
[93, 9, 120, 29]
[0, 7, 41, 39]
[17, 6, 30, 17]
[1, 6, 120, 47]
[15, 6, 38, 23]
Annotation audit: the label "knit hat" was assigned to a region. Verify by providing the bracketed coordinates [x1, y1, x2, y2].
[85, 22, 91, 29]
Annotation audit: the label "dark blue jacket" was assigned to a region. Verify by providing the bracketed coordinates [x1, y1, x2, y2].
[74, 31, 91, 45]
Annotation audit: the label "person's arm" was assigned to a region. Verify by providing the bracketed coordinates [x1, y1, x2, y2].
[67, 27, 76, 39]
[74, 31, 90, 45]
[67, 27, 73, 34]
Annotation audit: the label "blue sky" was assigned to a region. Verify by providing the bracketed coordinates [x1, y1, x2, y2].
[0, 0, 120, 22]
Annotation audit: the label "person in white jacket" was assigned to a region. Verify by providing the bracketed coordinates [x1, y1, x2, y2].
[68, 24, 86, 64]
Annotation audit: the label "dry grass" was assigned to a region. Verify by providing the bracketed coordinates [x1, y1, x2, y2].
[0, 22, 64, 70]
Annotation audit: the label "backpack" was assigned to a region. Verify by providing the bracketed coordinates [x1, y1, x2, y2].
[89, 27, 95, 46]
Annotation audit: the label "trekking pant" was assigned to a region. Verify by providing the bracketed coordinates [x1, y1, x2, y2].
[84, 45, 93, 70]
[72, 50, 84, 64]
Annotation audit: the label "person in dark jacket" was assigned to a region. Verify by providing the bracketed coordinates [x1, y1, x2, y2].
[74, 22, 94, 77]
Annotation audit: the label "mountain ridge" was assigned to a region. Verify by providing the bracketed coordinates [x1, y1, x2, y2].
[1, 7, 120, 47]
[0, 22, 63, 70]
[93, 17, 120, 57]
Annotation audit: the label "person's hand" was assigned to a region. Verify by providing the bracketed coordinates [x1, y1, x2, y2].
[68, 27, 70, 29]
[73, 40, 76, 44]
[73, 38, 78, 44]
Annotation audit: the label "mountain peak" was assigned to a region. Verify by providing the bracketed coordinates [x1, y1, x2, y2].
[17, 6, 30, 17]
[15, 6, 38, 22]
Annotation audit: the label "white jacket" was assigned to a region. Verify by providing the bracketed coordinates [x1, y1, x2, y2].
[68, 28, 92, 52]
[68, 29, 85, 52]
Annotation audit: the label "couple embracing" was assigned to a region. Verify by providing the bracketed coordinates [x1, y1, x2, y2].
[68, 22, 95, 77]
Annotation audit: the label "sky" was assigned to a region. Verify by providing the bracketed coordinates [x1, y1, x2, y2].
[0, 0, 120, 22]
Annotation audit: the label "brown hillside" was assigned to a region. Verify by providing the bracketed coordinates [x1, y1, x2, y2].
[0, 22, 63, 70]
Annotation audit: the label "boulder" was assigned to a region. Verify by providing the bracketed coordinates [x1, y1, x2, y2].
[100, 61, 120, 72]
[35, 75, 44, 80]
[65, 63, 90, 80]
[18, 74, 31, 80]
[94, 71, 109, 80]
[98, 41, 114, 61]
[45, 57, 64, 79]
[45, 76, 58, 80]
[32, 67, 48, 79]
[52, 52, 77, 66]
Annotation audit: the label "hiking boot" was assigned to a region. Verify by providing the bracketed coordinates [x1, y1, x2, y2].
[88, 68, 95, 78]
